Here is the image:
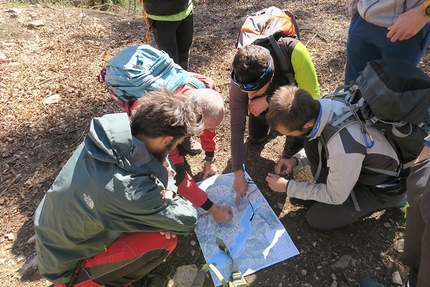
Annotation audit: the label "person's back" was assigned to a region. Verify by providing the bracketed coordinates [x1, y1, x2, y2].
[35, 89, 203, 286]
[143, 0, 194, 70]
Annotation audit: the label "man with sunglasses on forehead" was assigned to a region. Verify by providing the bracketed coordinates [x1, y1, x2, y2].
[229, 43, 320, 205]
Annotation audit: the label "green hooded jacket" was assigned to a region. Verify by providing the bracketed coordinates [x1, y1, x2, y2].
[34, 113, 197, 284]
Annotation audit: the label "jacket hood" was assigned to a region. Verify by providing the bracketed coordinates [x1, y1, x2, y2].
[84, 113, 133, 168]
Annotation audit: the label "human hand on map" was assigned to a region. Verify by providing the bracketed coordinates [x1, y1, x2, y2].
[233, 170, 248, 207]
[159, 232, 176, 239]
[202, 161, 217, 179]
[208, 203, 233, 223]
[265, 173, 288, 192]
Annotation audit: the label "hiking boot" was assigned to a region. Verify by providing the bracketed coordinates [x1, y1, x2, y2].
[181, 136, 202, 155]
[359, 277, 384, 287]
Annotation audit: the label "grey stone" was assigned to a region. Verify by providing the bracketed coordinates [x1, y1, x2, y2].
[333, 255, 352, 269]
[392, 271, 403, 285]
[167, 264, 198, 287]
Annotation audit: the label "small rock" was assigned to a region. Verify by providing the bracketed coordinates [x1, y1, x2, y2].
[6, 233, 15, 241]
[312, 242, 317, 247]
[331, 273, 337, 280]
[289, 211, 296, 217]
[27, 20, 44, 28]
[43, 94, 61, 104]
[330, 280, 338, 287]
[190, 250, 196, 256]
[384, 222, 392, 228]
[392, 271, 403, 285]
[190, 240, 196, 246]
[0, 52, 7, 60]
[394, 239, 404, 252]
[168, 264, 198, 287]
[301, 269, 307, 276]
[27, 234, 36, 244]
[15, 255, 38, 279]
[0, 258, 6, 264]
[17, 254, 26, 262]
[333, 255, 352, 269]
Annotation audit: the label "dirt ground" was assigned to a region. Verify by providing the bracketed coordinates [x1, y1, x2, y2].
[1, 1, 429, 286]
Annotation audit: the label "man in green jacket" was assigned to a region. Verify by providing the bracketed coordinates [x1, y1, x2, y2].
[34, 88, 203, 287]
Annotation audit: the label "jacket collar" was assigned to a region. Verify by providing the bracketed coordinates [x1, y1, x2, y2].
[307, 99, 334, 140]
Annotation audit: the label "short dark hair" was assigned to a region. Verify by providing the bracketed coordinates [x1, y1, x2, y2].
[130, 88, 204, 139]
[267, 86, 320, 131]
[232, 45, 272, 84]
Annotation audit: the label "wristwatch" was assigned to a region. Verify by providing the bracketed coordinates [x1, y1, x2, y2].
[425, 0, 430, 16]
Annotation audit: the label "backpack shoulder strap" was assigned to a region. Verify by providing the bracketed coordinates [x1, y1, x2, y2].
[268, 35, 298, 85]
[191, 238, 248, 287]
[186, 76, 206, 89]
[282, 9, 300, 40]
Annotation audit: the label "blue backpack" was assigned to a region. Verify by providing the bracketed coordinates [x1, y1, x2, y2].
[98, 44, 205, 114]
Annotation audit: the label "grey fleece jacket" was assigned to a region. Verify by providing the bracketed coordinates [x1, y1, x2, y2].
[350, 0, 424, 27]
[287, 99, 400, 205]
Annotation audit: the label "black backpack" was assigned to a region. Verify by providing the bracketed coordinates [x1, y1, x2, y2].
[322, 58, 430, 177]
[236, 6, 300, 86]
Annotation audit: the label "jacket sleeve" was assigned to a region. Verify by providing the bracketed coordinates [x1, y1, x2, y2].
[291, 42, 320, 99]
[229, 81, 249, 171]
[103, 175, 197, 234]
[200, 129, 216, 153]
[177, 172, 209, 207]
[287, 152, 364, 205]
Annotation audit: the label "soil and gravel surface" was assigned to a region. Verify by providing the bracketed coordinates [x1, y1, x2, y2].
[1, 1, 429, 286]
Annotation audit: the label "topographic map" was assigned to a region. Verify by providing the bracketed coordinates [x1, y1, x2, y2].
[195, 173, 300, 286]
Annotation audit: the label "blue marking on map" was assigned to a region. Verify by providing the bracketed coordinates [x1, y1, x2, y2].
[207, 197, 263, 266]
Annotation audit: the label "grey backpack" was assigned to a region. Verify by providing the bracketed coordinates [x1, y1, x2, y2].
[322, 58, 430, 177]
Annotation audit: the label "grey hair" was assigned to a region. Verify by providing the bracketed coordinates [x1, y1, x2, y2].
[187, 88, 225, 124]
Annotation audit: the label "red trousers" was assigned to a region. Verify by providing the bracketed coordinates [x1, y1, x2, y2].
[54, 232, 177, 287]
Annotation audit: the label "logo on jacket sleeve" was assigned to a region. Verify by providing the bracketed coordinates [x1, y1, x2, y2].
[83, 193, 95, 209]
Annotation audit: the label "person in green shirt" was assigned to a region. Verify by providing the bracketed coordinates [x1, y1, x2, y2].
[143, 0, 194, 70]
[229, 40, 320, 206]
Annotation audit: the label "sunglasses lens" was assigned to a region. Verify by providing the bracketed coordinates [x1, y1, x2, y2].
[242, 82, 258, 90]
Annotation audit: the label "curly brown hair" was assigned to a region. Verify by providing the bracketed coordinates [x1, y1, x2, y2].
[130, 88, 204, 139]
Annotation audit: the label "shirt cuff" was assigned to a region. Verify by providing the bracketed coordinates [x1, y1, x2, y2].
[200, 198, 214, 211]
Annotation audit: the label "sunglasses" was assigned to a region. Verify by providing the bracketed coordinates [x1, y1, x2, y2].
[231, 61, 273, 91]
